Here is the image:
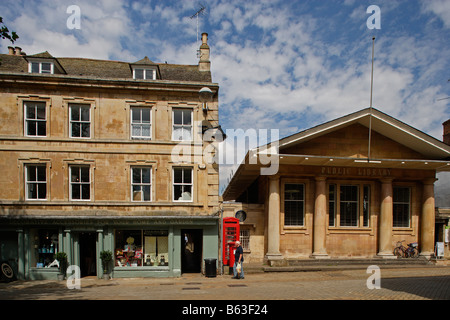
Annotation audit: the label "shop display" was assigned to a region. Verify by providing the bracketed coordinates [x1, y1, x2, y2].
[115, 230, 169, 267]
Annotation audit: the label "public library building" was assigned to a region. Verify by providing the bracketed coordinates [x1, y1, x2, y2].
[222, 108, 450, 264]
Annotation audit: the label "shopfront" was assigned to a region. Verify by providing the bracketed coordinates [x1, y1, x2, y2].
[0, 216, 219, 280]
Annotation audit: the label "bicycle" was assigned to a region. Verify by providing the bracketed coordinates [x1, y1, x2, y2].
[393, 240, 419, 258]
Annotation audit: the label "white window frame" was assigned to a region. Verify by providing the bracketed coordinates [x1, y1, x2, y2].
[393, 186, 411, 228]
[130, 107, 152, 140]
[25, 164, 47, 201]
[283, 183, 305, 226]
[24, 101, 47, 137]
[28, 61, 54, 74]
[133, 68, 156, 80]
[69, 165, 91, 201]
[172, 167, 193, 202]
[69, 104, 91, 139]
[172, 109, 193, 141]
[131, 167, 152, 202]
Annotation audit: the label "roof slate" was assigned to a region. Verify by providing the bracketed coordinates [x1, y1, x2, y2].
[0, 52, 212, 82]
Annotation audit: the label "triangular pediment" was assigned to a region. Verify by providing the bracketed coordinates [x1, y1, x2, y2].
[278, 108, 450, 160]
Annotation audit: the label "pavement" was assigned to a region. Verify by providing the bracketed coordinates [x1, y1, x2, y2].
[1, 261, 450, 302]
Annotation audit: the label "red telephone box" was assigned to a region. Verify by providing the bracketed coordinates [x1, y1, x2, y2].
[222, 217, 240, 266]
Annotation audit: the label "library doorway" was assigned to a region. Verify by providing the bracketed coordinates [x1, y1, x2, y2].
[79, 232, 97, 277]
[181, 229, 203, 273]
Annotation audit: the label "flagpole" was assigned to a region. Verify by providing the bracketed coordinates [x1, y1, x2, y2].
[368, 36, 375, 162]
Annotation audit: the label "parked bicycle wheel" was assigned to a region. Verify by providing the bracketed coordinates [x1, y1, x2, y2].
[393, 247, 404, 258]
[0, 261, 16, 282]
[409, 248, 419, 258]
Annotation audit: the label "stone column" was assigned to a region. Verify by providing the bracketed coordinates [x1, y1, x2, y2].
[312, 177, 329, 259]
[420, 179, 436, 258]
[378, 178, 395, 258]
[265, 175, 283, 263]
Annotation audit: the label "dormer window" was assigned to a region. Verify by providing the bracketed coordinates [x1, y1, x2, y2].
[29, 61, 54, 74]
[133, 67, 156, 80]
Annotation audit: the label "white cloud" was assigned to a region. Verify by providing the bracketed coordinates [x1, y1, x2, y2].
[422, 0, 450, 28]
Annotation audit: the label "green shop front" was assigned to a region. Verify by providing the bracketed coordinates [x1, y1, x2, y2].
[0, 216, 219, 280]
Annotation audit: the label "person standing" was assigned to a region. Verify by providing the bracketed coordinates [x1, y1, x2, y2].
[233, 241, 244, 279]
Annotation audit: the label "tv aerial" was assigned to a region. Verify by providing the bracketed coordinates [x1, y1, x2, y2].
[190, 3, 207, 44]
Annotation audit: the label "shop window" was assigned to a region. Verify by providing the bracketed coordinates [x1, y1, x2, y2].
[115, 230, 169, 267]
[340, 185, 359, 227]
[34, 229, 59, 268]
[284, 183, 305, 226]
[393, 187, 411, 227]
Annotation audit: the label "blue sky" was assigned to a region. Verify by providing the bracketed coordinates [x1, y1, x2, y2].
[2, 0, 450, 192]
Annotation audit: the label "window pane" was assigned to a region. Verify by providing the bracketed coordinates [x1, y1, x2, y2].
[72, 123, 80, 137]
[41, 63, 51, 73]
[329, 184, 336, 227]
[28, 166, 37, 181]
[26, 105, 36, 119]
[142, 185, 151, 201]
[141, 125, 151, 137]
[72, 185, 80, 199]
[31, 62, 39, 73]
[37, 166, 46, 182]
[174, 168, 183, 183]
[142, 168, 151, 183]
[71, 167, 79, 182]
[132, 168, 141, 184]
[173, 110, 183, 125]
[71, 106, 80, 121]
[132, 108, 141, 122]
[37, 122, 46, 136]
[36, 105, 46, 120]
[81, 123, 90, 137]
[142, 109, 150, 123]
[38, 184, 47, 199]
[284, 184, 304, 226]
[134, 69, 144, 79]
[27, 183, 37, 199]
[80, 167, 90, 182]
[183, 110, 192, 125]
[81, 184, 90, 200]
[340, 185, 358, 227]
[183, 168, 192, 184]
[27, 121, 37, 136]
[80, 106, 90, 121]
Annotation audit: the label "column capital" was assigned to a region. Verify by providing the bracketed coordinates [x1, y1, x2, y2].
[268, 175, 280, 181]
[422, 178, 437, 185]
[315, 176, 327, 182]
[379, 178, 394, 184]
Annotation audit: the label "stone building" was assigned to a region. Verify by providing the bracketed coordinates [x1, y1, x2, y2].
[222, 109, 450, 264]
[0, 33, 223, 279]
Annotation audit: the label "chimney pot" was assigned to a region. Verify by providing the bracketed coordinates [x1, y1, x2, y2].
[8, 46, 15, 55]
[443, 119, 450, 145]
[14, 47, 22, 56]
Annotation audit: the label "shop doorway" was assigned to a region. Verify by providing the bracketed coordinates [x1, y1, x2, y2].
[79, 232, 97, 277]
[181, 229, 202, 273]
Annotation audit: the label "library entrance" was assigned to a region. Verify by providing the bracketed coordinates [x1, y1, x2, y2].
[181, 229, 202, 273]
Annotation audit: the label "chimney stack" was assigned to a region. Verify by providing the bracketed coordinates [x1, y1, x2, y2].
[8, 46, 15, 55]
[14, 47, 22, 56]
[198, 32, 210, 72]
[444, 119, 450, 145]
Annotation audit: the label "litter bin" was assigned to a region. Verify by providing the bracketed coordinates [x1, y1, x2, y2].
[204, 258, 217, 278]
